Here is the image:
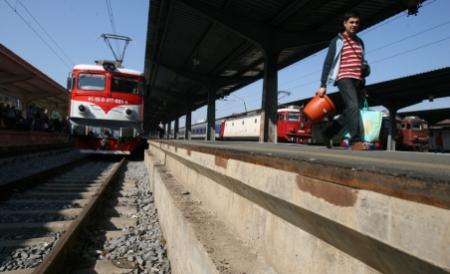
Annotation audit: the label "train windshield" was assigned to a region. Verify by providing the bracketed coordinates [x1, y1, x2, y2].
[412, 123, 424, 130]
[111, 77, 143, 95]
[77, 74, 105, 91]
[287, 113, 300, 121]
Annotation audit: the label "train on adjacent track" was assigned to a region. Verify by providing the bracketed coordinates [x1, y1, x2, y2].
[177, 106, 312, 143]
[396, 116, 430, 151]
[67, 60, 145, 154]
[176, 106, 429, 151]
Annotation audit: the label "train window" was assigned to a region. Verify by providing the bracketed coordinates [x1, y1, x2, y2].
[242, 120, 244, 125]
[412, 123, 421, 130]
[278, 114, 284, 121]
[287, 113, 300, 121]
[67, 73, 74, 92]
[78, 74, 105, 91]
[254, 118, 257, 123]
[111, 77, 143, 94]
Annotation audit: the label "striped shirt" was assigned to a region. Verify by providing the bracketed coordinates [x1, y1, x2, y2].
[336, 34, 362, 81]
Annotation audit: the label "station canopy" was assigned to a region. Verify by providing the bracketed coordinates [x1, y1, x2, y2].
[144, 0, 428, 127]
[399, 108, 450, 125]
[0, 43, 67, 115]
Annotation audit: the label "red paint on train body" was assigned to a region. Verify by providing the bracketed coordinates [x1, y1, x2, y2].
[68, 61, 145, 154]
[277, 107, 312, 143]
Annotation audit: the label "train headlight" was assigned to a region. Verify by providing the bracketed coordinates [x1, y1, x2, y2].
[78, 104, 86, 113]
[125, 108, 133, 117]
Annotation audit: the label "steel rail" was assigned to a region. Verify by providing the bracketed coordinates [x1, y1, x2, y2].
[0, 156, 86, 200]
[31, 157, 127, 274]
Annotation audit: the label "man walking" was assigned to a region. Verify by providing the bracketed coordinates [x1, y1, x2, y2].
[316, 10, 368, 150]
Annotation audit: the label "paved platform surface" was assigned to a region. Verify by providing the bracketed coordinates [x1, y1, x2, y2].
[158, 140, 450, 184]
[0, 131, 70, 155]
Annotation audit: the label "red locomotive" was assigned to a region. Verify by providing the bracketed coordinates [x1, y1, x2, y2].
[67, 35, 145, 154]
[396, 116, 429, 151]
[218, 106, 311, 143]
[276, 106, 311, 143]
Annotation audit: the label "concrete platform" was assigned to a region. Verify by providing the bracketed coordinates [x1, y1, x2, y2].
[171, 141, 450, 183]
[0, 130, 70, 154]
[162, 140, 450, 208]
[146, 140, 450, 274]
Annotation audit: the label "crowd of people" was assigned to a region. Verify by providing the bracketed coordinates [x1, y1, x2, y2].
[0, 103, 68, 133]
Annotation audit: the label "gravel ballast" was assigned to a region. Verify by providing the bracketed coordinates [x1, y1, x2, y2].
[79, 160, 171, 274]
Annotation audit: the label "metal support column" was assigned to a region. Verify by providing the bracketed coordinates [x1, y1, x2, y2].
[164, 123, 168, 139]
[158, 122, 164, 139]
[185, 111, 192, 140]
[260, 49, 279, 143]
[387, 107, 398, 151]
[206, 88, 216, 142]
[174, 118, 179, 140]
[167, 122, 172, 139]
[143, 84, 152, 133]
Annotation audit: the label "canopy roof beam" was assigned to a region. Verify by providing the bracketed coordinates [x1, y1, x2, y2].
[177, 0, 332, 52]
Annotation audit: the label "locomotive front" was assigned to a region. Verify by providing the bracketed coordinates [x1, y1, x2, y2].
[277, 107, 312, 144]
[68, 60, 145, 154]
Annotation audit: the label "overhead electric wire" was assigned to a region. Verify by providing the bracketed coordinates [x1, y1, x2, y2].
[359, 0, 437, 35]
[220, 0, 442, 114]
[284, 34, 450, 92]
[359, 12, 405, 36]
[3, 0, 72, 69]
[279, 12, 407, 74]
[15, 0, 75, 66]
[367, 19, 450, 54]
[105, 0, 120, 53]
[216, 1, 441, 110]
[280, 18, 449, 90]
[105, 0, 118, 34]
[370, 34, 450, 65]
[279, 0, 439, 89]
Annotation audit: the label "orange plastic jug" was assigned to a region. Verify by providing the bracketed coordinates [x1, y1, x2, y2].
[303, 95, 336, 122]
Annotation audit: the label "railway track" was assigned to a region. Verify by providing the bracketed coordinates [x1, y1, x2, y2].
[0, 157, 131, 273]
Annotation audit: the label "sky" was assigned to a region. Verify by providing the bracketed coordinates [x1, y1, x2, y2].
[1, 0, 450, 125]
[0, 0, 149, 83]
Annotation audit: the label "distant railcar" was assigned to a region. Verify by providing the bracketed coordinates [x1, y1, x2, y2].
[175, 120, 221, 140]
[174, 107, 311, 143]
[277, 107, 312, 143]
[397, 116, 429, 151]
[219, 106, 311, 143]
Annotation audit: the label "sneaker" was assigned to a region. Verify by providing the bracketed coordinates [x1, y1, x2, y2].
[340, 138, 350, 149]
